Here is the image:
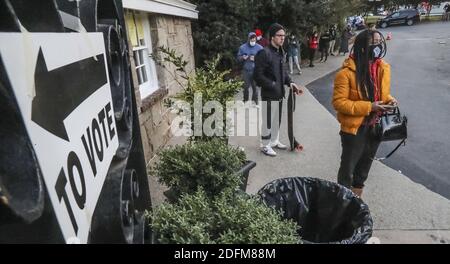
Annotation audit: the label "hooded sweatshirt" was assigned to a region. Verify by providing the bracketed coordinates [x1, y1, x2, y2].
[237, 33, 263, 72]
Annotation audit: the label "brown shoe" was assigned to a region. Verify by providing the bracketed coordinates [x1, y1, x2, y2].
[351, 187, 363, 198]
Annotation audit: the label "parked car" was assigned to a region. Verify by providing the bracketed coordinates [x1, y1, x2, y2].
[377, 9, 421, 28]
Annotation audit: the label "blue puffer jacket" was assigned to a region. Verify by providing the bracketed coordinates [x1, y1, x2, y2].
[237, 42, 263, 72]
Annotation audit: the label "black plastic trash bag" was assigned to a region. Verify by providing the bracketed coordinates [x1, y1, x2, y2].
[258, 177, 373, 244]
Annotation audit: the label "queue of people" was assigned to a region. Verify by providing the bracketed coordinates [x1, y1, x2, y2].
[234, 22, 395, 199]
[235, 24, 357, 108]
[238, 24, 355, 76]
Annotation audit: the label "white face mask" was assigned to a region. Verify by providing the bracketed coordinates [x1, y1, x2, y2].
[257, 36, 262, 41]
[249, 41, 256, 46]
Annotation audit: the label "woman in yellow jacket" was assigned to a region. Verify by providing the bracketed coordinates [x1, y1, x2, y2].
[333, 30, 398, 198]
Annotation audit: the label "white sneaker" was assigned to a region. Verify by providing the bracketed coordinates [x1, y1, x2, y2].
[261, 145, 277, 157]
[270, 141, 288, 150]
[251, 101, 260, 108]
[246, 101, 256, 109]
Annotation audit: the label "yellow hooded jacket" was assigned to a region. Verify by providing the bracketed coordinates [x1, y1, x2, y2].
[333, 57, 395, 135]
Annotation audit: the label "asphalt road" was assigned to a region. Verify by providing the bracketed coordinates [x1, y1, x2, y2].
[307, 22, 450, 199]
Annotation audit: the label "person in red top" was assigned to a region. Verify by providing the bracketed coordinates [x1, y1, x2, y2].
[308, 31, 319, 67]
[255, 29, 269, 47]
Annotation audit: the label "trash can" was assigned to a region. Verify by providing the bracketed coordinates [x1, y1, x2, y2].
[257, 177, 373, 244]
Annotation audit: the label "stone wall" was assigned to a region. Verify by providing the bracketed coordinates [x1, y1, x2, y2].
[129, 14, 195, 166]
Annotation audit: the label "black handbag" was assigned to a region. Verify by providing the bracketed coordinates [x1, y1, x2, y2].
[378, 107, 407, 141]
[374, 107, 408, 160]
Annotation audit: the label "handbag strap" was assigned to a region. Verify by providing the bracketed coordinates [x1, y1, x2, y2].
[373, 138, 406, 161]
[382, 106, 399, 117]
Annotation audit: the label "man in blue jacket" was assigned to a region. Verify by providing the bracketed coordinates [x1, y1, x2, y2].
[237, 32, 263, 105]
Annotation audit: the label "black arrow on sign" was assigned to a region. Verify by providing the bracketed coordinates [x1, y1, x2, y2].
[32, 48, 108, 141]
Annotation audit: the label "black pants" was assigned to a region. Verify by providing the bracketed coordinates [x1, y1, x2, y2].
[337, 125, 381, 189]
[242, 70, 258, 103]
[320, 47, 329, 61]
[309, 48, 317, 66]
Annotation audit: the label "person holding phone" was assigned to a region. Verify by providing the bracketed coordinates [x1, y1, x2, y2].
[332, 29, 398, 198]
[237, 32, 263, 105]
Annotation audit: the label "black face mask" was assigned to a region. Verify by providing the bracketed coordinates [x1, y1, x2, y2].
[369, 44, 383, 60]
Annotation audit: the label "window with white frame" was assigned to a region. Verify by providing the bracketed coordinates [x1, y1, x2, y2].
[126, 11, 159, 99]
[133, 40, 149, 86]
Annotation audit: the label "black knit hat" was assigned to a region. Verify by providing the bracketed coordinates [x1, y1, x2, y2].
[268, 23, 285, 39]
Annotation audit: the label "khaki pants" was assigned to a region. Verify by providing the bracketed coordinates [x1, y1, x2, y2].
[328, 39, 336, 54]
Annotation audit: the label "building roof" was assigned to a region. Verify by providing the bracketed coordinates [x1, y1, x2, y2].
[123, 0, 198, 19]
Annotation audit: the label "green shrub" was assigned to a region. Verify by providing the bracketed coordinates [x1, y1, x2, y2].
[152, 139, 246, 200]
[214, 192, 300, 244]
[148, 189, 215, 244]
[153, 46, 243, 142]
[147, 189, 300, 244]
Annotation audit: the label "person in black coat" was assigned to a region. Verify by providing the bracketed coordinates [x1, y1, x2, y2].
[328, 25, 337, 56]
[319, 30, 331, 62]
[254, 23, 304, 157]
[339, 25, 354, 56]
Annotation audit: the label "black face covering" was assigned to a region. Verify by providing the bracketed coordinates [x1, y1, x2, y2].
[369, 44, 383, 60]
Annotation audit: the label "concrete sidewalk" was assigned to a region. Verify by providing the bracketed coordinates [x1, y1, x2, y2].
[228, 54, 450, 244]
